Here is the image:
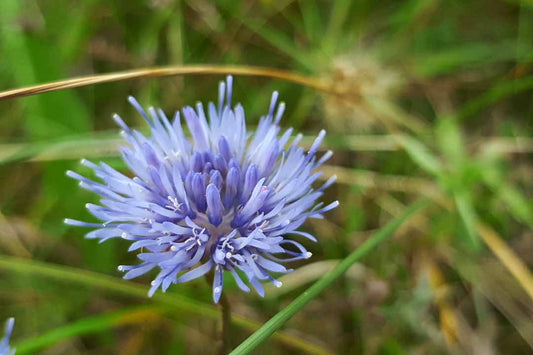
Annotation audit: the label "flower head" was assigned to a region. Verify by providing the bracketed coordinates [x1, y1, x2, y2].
[66, 77, 337, 302]
[0, 318, 15, 355]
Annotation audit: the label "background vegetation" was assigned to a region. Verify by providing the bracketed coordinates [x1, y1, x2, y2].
[0, 0, 532, 353]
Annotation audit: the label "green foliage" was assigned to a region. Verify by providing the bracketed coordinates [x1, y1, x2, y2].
[0, 0, 531, 354]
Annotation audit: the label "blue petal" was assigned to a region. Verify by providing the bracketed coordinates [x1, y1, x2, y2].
[240, 164, 258, 203]
[206, 184, 223, 226]
[176, 260, 213, 283]
[218, 136, 232, 161]
[223, 167, 239, 209]
[212, 265, 224, 303]
[121, 263, 156, 280]
[183, 106, 209, 151]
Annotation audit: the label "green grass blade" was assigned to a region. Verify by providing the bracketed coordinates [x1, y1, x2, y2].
[395, 135, 442, 176]
[457, 75, 533, 121]
[0, 256, 330, 355]
[230, 199, 430, 354]
[0, 133, 120, 165]
[298, 0, 323, 46]
[13, 305, 167, 354]
[364, 96, 430, 135]
[0, 133, 400, 165]
[235, 17, 316, 71]
[436, 116, 465, 167]
[480, 169, 533, 228]
[411, 42, 530, 77]
[322, 0, 352, 55]
[453, 191, 480, 250]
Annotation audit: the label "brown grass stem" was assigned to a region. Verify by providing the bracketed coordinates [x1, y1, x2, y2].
[0, 65, 336, 101]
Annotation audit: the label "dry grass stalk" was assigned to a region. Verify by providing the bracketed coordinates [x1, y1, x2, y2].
[0, 65, 336, 101]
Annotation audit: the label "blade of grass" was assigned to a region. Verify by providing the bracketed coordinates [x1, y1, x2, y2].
[0, 133, 398, 165]
[390, 0, 439, 33]
[4, 134, 531, 165]
[298, 0, 323, 46]
[322, 0, 352, 56]
[364, 95, 430, 135]
[0, 0, 91, 137]
[395, 135, 442, 175]
[457, 75, 533, 121]
[453, 190, 480, 250]
[411, 42, 530, 77]
[436, 116, 464, 167]
[0, 133, 121, 165]
[0, 256, 331, 355]
[424, 256, 458, 347]
[477, 224, 533, 301]
[492, 183, 533, 228]
[13, 305, 165, 354]
[446, 250, 533, 348]
[320, 165, 442, 199]
[231, 16, 316, 70]
[0, 136, 441, 200]
[230, 198, 429, 354]
[480, 168, 533, 228]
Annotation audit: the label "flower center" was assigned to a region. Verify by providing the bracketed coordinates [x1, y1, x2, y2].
[202, 214, 235, 252]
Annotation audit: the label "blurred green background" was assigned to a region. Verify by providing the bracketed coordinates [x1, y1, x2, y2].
[0, 0, 532, 353]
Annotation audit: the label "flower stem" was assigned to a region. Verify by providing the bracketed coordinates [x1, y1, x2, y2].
[218, 292, 232, 355]
[205, 273, 232, 354]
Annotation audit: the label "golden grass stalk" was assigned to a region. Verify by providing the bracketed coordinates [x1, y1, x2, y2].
[425, 257, 459, 347]
[0, 65, 335, 100]
[477, 223, 533, 301]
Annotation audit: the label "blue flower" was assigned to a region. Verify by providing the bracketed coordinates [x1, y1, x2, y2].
[66, 76, 337, 302]
[0, 318, 15, 355]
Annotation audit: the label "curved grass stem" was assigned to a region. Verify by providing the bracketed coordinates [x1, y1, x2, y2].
[0, 65, 335, 101]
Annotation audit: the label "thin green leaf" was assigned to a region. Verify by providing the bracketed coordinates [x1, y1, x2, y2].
[436, 116, 464, 167]
[236, 17, 316, 71]
[0, 134, 120, 165]
[230, 199, 430, 354]
[0, 132, 399, 165]
[453, 191, 480, 250]
[411, 42, 531, 77]
[0, 256, 330, 355]
[395, 135, 442, 175]
[0, 0, 91, 138]
[322, 0, 352, 55]
[481, 170, 533, 228]
[390, 0, 439, 33]
[14, 305, 167, 354]
[496, 184, 533, 228]
[298, 0, 323, 46]
[364, 96, 430, 135]
[457, 75, 533, 121]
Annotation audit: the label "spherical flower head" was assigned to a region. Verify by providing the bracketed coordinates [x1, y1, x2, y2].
[0, 318, 15, 355]
[66, 76, 338, 302]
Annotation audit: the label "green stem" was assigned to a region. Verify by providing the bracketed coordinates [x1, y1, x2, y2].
[231, 199, 429, 354]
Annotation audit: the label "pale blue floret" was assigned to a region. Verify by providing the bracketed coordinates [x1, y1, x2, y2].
[66, 76, 337, 303]
[0, 318, 15, 355]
